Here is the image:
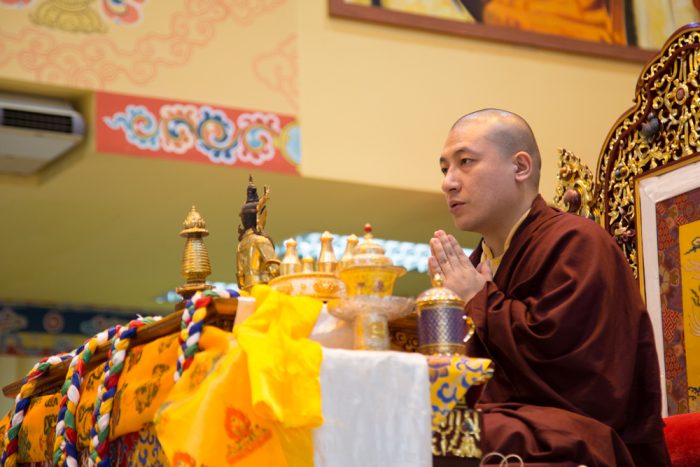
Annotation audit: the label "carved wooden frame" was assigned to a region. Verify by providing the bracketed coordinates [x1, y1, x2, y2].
[329, 0, 656, 62]
[555, 24, 700, 278]
[635, 154, 700, 416]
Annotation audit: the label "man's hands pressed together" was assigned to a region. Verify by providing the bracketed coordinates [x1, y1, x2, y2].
[428, 230, 492, 304]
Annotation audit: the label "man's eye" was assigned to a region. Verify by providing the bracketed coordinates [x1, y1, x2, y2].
[460, 158, 472, 166]
[440, 167, 448, 175]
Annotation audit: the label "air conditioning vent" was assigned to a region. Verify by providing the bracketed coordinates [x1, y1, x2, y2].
[3, 108, 74, 133]
[0, 93, 85, 175]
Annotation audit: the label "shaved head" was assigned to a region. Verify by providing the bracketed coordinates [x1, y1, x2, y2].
[452, 109, 541, 188]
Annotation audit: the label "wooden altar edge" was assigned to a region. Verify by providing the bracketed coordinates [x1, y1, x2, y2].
[1, 298, 239, 399]
[2, 304, 476, 400]
[3, 301, 417, 398]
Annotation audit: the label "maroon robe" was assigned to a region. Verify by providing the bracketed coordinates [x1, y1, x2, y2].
[466, 195, 670, 466]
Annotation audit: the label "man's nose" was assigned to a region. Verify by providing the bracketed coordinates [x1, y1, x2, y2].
[442, 169, 460, 193]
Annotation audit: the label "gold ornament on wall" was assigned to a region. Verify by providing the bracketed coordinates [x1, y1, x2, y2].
[30, 0, 107, 34]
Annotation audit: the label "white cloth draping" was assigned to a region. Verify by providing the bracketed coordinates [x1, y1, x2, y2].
[313, 348, 432, 467]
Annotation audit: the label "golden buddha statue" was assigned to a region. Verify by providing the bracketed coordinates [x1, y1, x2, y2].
[236, 176, 280, 292]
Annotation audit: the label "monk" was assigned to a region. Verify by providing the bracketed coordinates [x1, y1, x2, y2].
[429, 109, 670, 466]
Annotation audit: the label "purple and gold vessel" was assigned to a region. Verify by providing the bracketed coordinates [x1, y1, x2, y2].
[415, 274, 474, 355]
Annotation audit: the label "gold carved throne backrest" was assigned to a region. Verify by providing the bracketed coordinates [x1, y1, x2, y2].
[554, 24, 700, 279]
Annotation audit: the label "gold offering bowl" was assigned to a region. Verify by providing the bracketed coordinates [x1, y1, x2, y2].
[328, 224, 412, 350]
[327, 296, 416, 321]
[336, 224, 406, 298]
[268, 272, 346, 301]
[337, 265, 406, 297]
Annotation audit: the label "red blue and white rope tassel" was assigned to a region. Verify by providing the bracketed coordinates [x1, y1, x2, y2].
[52, 326, 119, 467]
[89, 316, 161, 467]
[175, 288, 239, 382]
[1, 352, 75, 467]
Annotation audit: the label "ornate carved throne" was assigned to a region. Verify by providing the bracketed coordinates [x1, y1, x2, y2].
[553, 23, 700, 466]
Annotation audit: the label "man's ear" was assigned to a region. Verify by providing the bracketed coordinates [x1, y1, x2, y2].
[512, 151, 533, 183]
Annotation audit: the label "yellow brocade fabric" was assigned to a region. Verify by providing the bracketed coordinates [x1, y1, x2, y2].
[155, 285, 323, 467]
[0, 368, 102, 462]
[75, 364, 103, 450]
[1, 332, 186, 462]
[110, 333, 179, 438]
[427, 355, 494, 429]
[18, 392, 61, 462]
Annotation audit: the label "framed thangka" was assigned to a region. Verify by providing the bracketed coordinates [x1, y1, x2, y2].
[329, 0, 700, 62]
[636, 154, 700, 416]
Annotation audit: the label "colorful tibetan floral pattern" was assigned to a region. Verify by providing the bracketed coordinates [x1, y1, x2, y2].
[427, 354, 493, 428]
[656, 186, 700, 415]
[97, 91, 300, 174]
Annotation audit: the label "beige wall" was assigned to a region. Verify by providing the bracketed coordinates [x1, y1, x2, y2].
[298, 3, 643, 198]
[0, 1, 298, 114]
[0, 1, 644, 198]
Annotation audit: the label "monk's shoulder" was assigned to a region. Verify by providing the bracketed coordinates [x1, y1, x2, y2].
[534, 207, 611, 243]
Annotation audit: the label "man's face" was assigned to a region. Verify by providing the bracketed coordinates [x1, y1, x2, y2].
[439, 121, 518, 234]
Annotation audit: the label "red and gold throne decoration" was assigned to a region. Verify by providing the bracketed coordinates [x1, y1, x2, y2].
[552, 22, 700, 466]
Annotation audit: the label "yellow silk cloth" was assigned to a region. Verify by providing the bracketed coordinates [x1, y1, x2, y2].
[155, 285, 324, 466]
[427, 355, 494, 429]
[0, 331, 179, 463]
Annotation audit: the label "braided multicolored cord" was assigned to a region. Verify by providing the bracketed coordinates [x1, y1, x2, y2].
[89, 316, 161, 467]
[175, 288, 239, 382]
[1, 286, 239, 465]
[1, 353, 75, 467]
[52, 327, 119, 467]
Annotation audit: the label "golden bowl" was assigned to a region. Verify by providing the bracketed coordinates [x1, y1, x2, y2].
[335, 224, 406, 297]
[337, 265, 406, 297]
[268, 272, 346, 301]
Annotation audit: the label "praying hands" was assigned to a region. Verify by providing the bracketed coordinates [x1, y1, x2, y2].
[428, 230, 491, 303]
